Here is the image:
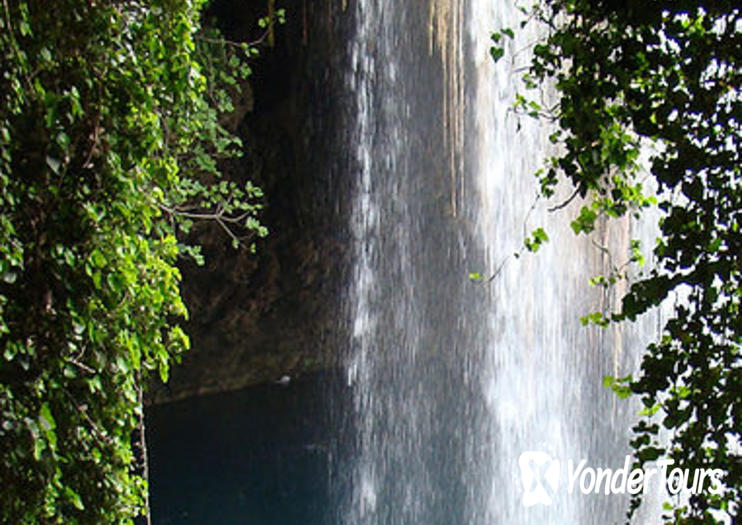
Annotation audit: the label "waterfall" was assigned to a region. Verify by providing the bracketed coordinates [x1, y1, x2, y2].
[340, 0, 659, 523]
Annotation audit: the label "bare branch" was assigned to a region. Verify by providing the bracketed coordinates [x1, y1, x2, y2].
[196, 25, 272, 51]
[547, 187, 580, 212]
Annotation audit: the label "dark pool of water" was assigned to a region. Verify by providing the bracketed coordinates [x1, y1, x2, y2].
[146, 372, 346, 524]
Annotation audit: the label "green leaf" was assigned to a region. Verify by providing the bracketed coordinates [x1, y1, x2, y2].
[489, 46, 505, 62]
[64, 486, 85, 511]
[637, 447, 663, 462]
[39, 403, 55, 431]
[46, 156, 61, 174]
[90, 249, 105, 268]
[33, 438, 45, 460]
[533, 227, 549, 242]
[638, 403, 661, 416]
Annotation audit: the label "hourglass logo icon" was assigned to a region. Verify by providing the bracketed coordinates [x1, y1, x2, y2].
[519, 451, 561, 507]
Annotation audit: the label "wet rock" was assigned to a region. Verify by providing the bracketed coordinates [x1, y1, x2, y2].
[147, 0, 353, 404]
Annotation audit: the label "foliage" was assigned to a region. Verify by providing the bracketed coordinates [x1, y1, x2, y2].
[492, 1, 740, 523]
[0, 0, 275, 522]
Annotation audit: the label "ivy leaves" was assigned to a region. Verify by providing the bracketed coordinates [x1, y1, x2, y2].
[524, 227, 550, 253]
[493, 2, 741, 523]
[489, 27, 514, 62]
[0, 1, 273, 522]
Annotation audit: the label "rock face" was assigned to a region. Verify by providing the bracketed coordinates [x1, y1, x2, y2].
[148, 0, 353, 403]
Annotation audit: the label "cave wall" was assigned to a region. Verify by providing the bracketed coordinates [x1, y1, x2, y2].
[148, 0, 354, 403]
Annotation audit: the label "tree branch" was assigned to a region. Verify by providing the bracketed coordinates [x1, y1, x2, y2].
[547, 187, 580, 212]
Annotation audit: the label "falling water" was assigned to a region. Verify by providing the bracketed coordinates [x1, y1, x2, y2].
[340, 0, 659, 524]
